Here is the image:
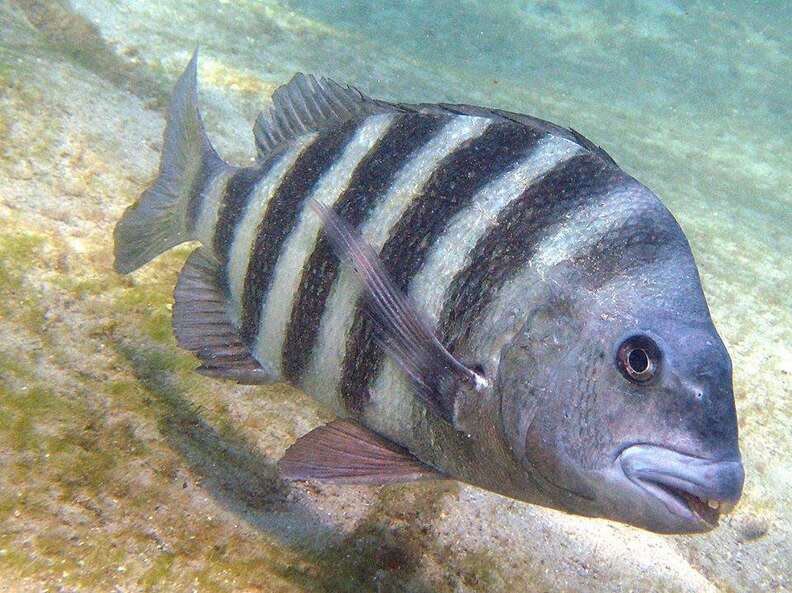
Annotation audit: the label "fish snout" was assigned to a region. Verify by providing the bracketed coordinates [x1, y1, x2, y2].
[618, 444, 744, 527]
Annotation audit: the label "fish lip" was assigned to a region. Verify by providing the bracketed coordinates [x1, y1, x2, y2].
[617, 444, 744, 528]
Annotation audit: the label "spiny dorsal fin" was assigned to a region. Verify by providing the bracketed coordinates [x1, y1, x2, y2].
[173, 249, 275, 384]
[279, 420, 444, 484]
[253, 73, 399, 156]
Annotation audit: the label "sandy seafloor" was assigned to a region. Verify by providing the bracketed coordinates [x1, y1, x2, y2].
[0, 0, 790, 591]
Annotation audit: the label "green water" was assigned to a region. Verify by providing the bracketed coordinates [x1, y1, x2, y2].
[0, 1, 789, 592]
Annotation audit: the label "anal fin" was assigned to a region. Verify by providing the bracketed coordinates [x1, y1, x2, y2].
[173, 249, 274, 384]
[279, 420, 444, 484]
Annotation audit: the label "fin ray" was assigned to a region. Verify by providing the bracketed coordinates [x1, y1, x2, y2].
[114, 50, 231, 273]
[279, 420, 444, 484]
[309, 200, 488, 423]
[253, 73, 398, 157]
[173, 249, 274, 384]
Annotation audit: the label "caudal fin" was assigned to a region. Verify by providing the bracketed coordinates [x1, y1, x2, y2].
[114, 50, 229, 273]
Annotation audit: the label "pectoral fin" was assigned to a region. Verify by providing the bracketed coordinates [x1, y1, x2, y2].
[279, 420, 444, 484]
[309, 200, 488, 423]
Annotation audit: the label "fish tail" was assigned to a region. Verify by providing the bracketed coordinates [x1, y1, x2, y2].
[113, 49, 229, 274]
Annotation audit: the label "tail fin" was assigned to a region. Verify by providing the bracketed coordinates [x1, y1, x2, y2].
[114, 50, 229, 273]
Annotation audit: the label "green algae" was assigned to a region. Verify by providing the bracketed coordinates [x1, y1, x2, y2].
[0, 228, 52, 339]
[0, 229, 45, 289]
[0, 241, 214, 590]
[0, 340, 295, 592]
[0, 384, 135, 588]
[0, 385, 68, 453]
[139, 552, 176, 591]
[102, 249, 195, 345]
[0, 370, 120, 502]
[0, 350, 83, 463]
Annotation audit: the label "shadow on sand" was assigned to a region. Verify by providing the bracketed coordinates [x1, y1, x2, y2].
[117, 340, 454, 593]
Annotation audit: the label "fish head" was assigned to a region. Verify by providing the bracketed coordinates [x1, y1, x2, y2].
[497, 244, 743, 533]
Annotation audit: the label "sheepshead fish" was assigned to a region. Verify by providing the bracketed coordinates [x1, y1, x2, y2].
[114, 51, 743, 534]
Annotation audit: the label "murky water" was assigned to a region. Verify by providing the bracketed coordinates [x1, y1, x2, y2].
[0, 1, 789, 592]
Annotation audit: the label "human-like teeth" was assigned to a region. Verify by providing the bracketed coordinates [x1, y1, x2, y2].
[707, 500, 720, 510]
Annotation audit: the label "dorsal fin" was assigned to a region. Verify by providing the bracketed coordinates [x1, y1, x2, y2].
[253, 73, 399, 156]
[396, 101, 617, 166]
[173, 249, 275, 384]
[254, 72, 616, 164]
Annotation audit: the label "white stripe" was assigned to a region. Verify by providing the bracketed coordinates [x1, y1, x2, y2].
[530, 182, 646, 275]
[253, 114, 397, 372]
[302, 115, 491, 411]
[194, 168, 234, 248]
[366, 136, 583, 438]
[226, 135, 318, 321]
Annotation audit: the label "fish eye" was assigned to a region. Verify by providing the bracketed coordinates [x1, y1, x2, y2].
[616, 335, 660, 384]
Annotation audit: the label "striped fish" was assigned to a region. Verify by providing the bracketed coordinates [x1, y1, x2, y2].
[114, 51, 743, 534]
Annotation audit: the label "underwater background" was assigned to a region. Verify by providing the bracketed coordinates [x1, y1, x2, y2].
[0, 0, 789, 591]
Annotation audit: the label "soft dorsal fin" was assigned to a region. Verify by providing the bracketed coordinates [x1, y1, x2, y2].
[253, 73, 399, 156]
[397, 101, 617, 165]
[173, 249, 275, 384]
[279, 420, 444, 484]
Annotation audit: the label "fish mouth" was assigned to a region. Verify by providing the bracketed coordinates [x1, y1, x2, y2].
[617, 444, 744, 531]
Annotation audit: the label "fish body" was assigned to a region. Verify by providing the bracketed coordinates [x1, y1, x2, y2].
[114, 52, 743, 533]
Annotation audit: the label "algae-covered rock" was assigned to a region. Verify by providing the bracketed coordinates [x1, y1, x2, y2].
[0, 1, 790, 592]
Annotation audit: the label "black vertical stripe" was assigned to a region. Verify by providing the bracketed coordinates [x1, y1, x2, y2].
[212, 148, 287, 262]
[281, 113, 449, 383]
[570, 202, 689, 290]
[436, 153, 634, 354]
[239, 120, 360, 346]
[338, 121, 546, 415]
